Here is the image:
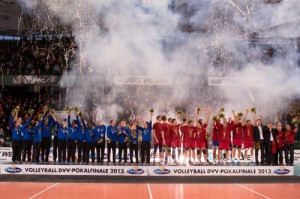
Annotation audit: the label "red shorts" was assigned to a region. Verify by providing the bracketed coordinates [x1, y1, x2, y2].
[233, 139, 243, 147]
[195, 141, 205, 148]
[184, 141, 195, 149]
[205, 139, 208, 148]
[172, 139, 181, 148]
[154, 139, 163, 146]
[244, 141, 254, 149]
[164, 139, 172, 147]
[219, 142, 230, 150]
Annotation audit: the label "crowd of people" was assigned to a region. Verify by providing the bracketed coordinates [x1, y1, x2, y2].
[0, 36, 76, 75]
[7, 104, 299, 167]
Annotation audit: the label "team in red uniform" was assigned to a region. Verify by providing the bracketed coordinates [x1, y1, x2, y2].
[232, 113, 244, 166]
[217, 118, 234, 165]
[152, 115, 163, 165]
[170, 119, 181, 164]
[161, 115, 172, 165]
[284, 123, 297, 166]
[180, 120, 195, 165]
[242, 109, 256, 166]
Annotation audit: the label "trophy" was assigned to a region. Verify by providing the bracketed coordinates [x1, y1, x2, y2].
[15, 106, 20, 111]
[292, 118, 298, 125]
[65, 106, 73, 112]
[11, 109, 18, 115]
[74, 106, 79, 112]
[149, 108, 154, 113]
[50, 109, 55, 114]
[212, 116, 219, 121]
[196, 107, 202, 114]
[38, 114, 43, 121]
[138, 134, 143, 142]
[43, 106, 49, 112]
[237, 112, 243, 117]
[28, 109, 34, 115]
[219, 107, 225, 113]
[251, 107, 256, 113]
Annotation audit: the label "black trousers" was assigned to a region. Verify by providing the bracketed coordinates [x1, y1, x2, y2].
[141, 141, 151, 164]
[265, 141, 271, 165]
[12, 140, 22, 162]
[85, 142, 95, 164]
[129, 143, 139, 163]
[53, 136, 58, 162]
[255, 140, 265, 165]
[67, 139, 76, 163]
[107, 141, 116, 163]
[96, 142, 105, 163]
[284, 143, 294, 165]
[274, 148, 283, 165]
[22, 140, 32, 162]
[77, 140, 85, 163]
[41, 137, 51, 162]
[118, 143, 128, 163]
[57, 140, 67, 163]
[32, 142, 41, 163]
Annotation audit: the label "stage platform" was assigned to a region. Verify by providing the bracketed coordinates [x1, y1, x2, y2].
[0, 163, 295, 178]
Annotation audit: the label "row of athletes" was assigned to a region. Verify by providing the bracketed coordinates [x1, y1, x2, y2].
[152, 109, 297, 166]
[9, 109, 154, 165]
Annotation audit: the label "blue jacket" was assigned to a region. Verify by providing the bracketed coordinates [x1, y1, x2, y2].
[67, 115, 77, 140]
[95, 125, 106, 143]
[83, 119, 95, 143]
[75, 116, 85, 141]
[137, 121, 152, 142]
[21, 116, 33, 141]
[10, 116, 31, 141]
[41, 115, 53, 138]
[107, 125, 118, 142]
[55, 121, 68, 141]
[33, 121, 43, 143]
[118, 126, 130, 144]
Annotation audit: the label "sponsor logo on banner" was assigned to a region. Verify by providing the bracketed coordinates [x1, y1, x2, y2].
[274, 167, 290, 175]
[127, 167, 145, 175]
[5, 165, 22, 173]
[153, 166, 171, 175]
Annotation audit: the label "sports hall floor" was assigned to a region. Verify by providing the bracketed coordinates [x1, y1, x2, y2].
[1, 175, 300, 199]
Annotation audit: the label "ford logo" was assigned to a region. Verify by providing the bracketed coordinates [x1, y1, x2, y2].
[274, 168, 290, 175]
[5, 166, 22, 173]
[127, 168, 145, 175]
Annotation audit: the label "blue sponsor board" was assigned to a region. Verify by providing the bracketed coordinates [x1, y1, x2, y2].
[127, 167, 145, 175]
[5, 166, 22, 173]
[153, 167, 171, 175]
[274, 168, 290, 175]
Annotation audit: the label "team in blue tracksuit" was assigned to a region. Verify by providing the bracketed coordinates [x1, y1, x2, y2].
[118, 123, 131, 164]
[32, 120, 43, 163]
[67, 115, 78, 164]
[10, 114, 31, 163]
[106, 120, 118, 164]
[21, 116, 34, 162]
[137, 120, 152, 165]
[82, 117, 96, 164]
[41, 114, 54, 163]
[95, 122, 106, 164]
[55, 118, 68, 163]
[129, 125, 139, 164]
[76, 115, 86, 164]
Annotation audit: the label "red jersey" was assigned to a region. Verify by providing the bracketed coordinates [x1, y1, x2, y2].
[153, 122, 162, 140]
[212, 126, 219, 142]
[243, 124, 254, 142]
[170, 124, 180, 141]
[194, 124, 208, 143]
[180, 125, 195, 143]
[276, 131, 285, 148]
[161, 122, 171, 140]
[233, 123, 243, 140]
[284, 130, 295, 144]
[217, 121, 234, 143]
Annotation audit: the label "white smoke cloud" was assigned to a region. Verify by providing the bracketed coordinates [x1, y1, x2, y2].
[17, 0, 300, 121]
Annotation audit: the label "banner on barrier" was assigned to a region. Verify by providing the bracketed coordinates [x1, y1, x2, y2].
[0, 165, 147, 176]
[148, 166, 294, 176]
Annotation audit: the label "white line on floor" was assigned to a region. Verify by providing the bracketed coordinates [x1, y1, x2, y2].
[236, 183, 271, 199]
[28, 182, 59, 199]
[147, 183, 153, 199]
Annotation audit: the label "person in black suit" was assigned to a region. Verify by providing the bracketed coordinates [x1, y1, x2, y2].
[263, 121, 277, 166]
[253, 119, 265, 166]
